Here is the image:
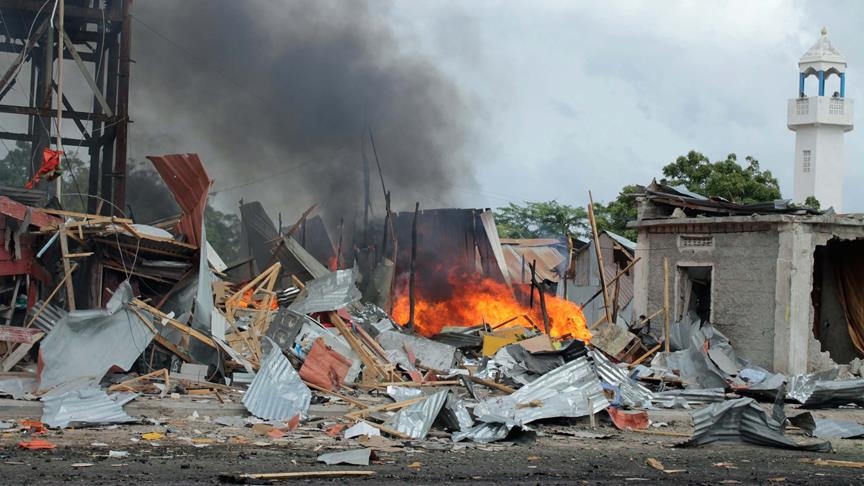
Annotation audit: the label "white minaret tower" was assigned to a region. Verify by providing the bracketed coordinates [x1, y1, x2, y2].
[788, 28, 853, 212]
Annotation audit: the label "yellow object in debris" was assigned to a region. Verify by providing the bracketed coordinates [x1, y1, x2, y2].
[141, 432, 164, 441]
[481, 334, 519, 357]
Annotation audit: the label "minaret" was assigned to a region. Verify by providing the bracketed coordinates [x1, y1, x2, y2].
[788, 27, 853, 212]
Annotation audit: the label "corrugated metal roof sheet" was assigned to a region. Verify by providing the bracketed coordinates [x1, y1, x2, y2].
[682, 397, 831, 452]
[147, 154, 213, 248]
[473, 356, 609, 426]
[501, 243, 567, 284]
[242, 341, 311, 421]
[41, 388, 135, 429]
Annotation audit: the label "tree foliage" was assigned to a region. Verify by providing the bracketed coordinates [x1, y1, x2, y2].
[496, 151, 782, 243]
[661, 151, 781, 203]
[496, 200, 588, 239]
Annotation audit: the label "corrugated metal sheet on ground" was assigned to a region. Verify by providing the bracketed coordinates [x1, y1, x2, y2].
[384, 390, 448, 439]
[242, 341, 311, 421]
[41, 388, 136, 429]
[590, 349, 652, 408]
[651, 388, 727, 409]
[788, 371, 864, 408]
[680, 397, 831, 452]
[473, 356, 609, 426]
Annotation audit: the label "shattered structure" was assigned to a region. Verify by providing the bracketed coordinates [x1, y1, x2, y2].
[632, 180, 864, 374]
[0, 158, 861, 461]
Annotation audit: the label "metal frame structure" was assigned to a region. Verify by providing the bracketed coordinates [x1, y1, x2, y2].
[0, 0, 132, 214]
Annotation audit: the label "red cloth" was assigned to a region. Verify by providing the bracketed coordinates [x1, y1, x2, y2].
[24, 148, 63, 189]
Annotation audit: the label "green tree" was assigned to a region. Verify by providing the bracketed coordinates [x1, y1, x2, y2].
[205, 205, 241, 263]
[592, 184, 640, 241]
[0, 141, 31, 186]
[804, 196, 821, 210]
[661, 151, 781, 203]
[495, 200, 588, 239]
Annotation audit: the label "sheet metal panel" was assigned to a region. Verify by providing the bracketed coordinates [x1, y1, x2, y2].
[473, 356, 609, 426]
[242, 341, 311, 421]
[147, 154, 212, 248]
[41, 388, 135, 429]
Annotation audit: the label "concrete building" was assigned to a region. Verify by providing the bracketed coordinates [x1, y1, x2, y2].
[632, 182, 864, 375]
[789, 27, 854, 212]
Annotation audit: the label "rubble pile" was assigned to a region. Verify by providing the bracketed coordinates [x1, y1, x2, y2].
[0, 153, 861, 463]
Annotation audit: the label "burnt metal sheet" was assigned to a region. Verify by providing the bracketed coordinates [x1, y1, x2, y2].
[147, 154, 212, 247]
[680, 397, 831, 452]
[787, 371, 864, 408]
[473, 356, 609, 427]
[289, 269, 361, 314]
[384, 390, 448, 439]
[38, 281, 155, 393]
[41, 388, 136, 429]
[590, 349, 653, 408]
[242, 340, 311, 421]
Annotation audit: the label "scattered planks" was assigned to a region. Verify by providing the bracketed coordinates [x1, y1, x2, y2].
[109, 369, 169, 394]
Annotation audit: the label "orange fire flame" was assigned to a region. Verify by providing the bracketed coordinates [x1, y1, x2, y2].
[391, 271, 590, 342]
[238, 289, 278, 310]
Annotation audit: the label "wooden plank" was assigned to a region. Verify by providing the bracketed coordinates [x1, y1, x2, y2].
[663, 257, 671, 353]
[130, 299, 218, 350]
[587, 192, 613, 325]
[303, 380, 368, 409]
[221, 471, 376, 481]
[345, 396, 426, 419]
[25, 264, 78, 328]
[359, 419, 411, 440]
[58, 226, 76, 310]
[0, 326, 44, 344]
[1, 334, 43, 372]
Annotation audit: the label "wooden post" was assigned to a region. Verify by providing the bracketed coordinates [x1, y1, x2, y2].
[579, 257, 640, 308]
[3, 277, 20, 326]
[406, 202, 419, 329]
[529, 260, 551, 337]
[587, 192, 613, 326]
[55, 0, 65, 198]
[663, 256, 671, 353]
[58, 225, 76, 310]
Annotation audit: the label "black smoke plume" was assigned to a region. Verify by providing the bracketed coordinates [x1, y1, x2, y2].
[129, 0, 476, 230]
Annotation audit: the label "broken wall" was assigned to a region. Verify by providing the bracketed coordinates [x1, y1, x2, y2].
[635, 224, 781, 370]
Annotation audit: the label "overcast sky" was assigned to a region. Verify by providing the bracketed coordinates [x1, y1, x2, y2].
[378, 0, 864, 211]
[9, 1, 855, 217]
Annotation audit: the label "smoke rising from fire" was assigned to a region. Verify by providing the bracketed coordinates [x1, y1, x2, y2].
[130, 1, 476, 225]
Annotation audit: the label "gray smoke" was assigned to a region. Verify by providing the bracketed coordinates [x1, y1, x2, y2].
[129, 0, 475, 228]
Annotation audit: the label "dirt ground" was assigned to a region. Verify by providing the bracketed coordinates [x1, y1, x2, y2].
[2, 413, 863, 485]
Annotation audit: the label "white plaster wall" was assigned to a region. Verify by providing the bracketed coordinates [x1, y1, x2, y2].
[793, 125, 846, 211]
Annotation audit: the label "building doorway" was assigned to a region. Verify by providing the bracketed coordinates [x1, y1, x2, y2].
[677, 265, 712, 323]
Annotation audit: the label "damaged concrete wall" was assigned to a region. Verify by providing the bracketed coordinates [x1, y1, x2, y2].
[636, 226, 781, 371]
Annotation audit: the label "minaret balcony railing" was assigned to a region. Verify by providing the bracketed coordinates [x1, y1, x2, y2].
[788, 96, 854, 129]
